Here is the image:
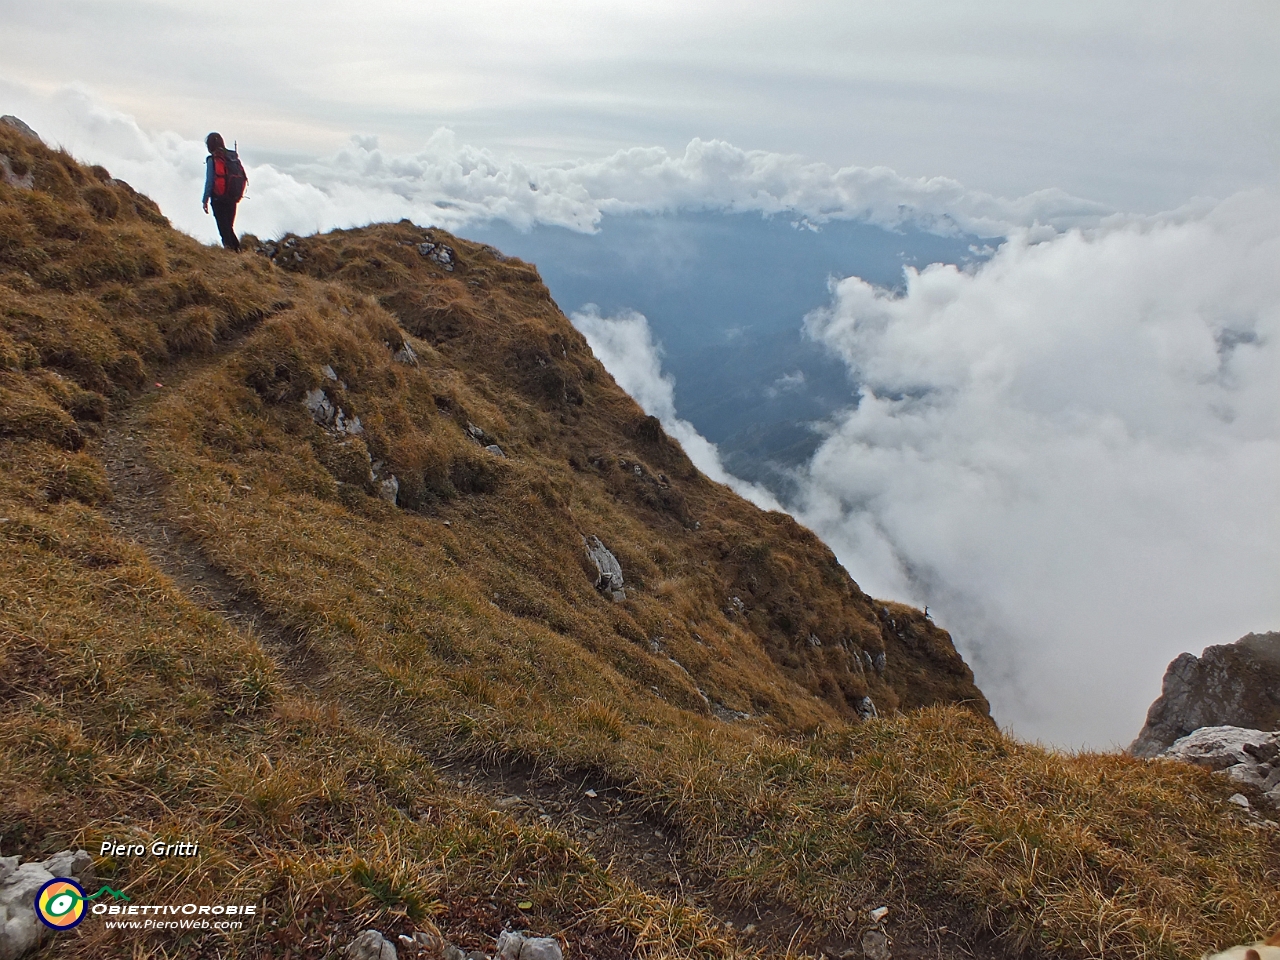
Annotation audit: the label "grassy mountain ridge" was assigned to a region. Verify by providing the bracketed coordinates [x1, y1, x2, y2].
[1, 122, 1277, 959]
[237, 216, 984, 722]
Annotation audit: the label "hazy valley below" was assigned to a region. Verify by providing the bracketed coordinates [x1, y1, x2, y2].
[465, 211, 986, 489]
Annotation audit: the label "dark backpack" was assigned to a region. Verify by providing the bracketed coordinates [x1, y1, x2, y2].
[212, 150, 247, 202]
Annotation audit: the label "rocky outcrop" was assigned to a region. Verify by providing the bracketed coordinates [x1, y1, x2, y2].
[345, 929, 398, 960]
[1, 849, 95, 960]
[0, 114, 36, 190]
[0, 116, 40, 142]
[1130, 632, 1280, 757]
[583, 536, 625, 602]
[305, 373, 405, 504]
[392, 341, 419, 365]
[344, 928, 562, 960]
[0, 154, 33, 192]
[496, 931, 563, 960]
[304, 386, 364, 437]
[417, 241, 456, 271]
[1158, 726, 1280, 808]
[378, 476, 400, 504]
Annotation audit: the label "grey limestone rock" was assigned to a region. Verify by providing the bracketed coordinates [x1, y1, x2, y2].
[417, 241, 456, 271]
[0, 117, 40, 141]
[710, 701, 752, 722]
[1130, 632, 1280, 757]
[393, 341, 418, 365]
[345, 928, 398, 960]
[496, 931, 562, 960]
[378, 476, 400, 505]
[1160, 725, 1272, 770]
[496, 932, 523, 960]
[1158, 726, 1280, 807]
[305, 388, 365, 438]
[334, 410, 363, 437]
[304, 387, 336, 426]
[517, 939, 562, 960]
[860, 927, 891, 960]
[39, 851, 94, 891]
[484, 444, 506, 458]
[856, 696, 879, 721]
[0, 849, 95, 960]
[584, 536, 625, 601]
[0, 155, 33, 192]
[1, 863, 50, 960]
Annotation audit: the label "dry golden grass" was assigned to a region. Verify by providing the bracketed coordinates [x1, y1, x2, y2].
[0, 436, 744, 959]
[1, 123, 1276, 959]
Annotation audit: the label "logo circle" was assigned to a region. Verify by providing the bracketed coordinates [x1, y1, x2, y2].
[35, 878, 87, 930]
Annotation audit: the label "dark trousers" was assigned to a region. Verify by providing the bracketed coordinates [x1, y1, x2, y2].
[210, 198, 240, 252]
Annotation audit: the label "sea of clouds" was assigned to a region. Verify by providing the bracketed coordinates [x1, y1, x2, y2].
[570, 196, 1280, 747]
[797, 193, 1280, 746]
[5, 81, 1276, 747]
[1, 81, 1113, 245]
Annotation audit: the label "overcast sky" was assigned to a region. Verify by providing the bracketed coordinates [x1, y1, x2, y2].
[2, 1, 1277, 212]
[2, 2, 1278, 747]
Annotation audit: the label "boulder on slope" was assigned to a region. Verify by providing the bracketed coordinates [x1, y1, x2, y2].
[1158, 726, 1280, 807]
[0, 849, 96, 960]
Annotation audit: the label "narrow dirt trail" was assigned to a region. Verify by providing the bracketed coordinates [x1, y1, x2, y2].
[91, 350, 329, 687]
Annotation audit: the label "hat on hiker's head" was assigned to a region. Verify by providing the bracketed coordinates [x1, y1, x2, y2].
[205, 132, 226, 153]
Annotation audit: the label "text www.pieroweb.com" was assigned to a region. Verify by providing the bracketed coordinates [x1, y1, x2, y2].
[95, 902, 256, 931]
[104, 918, 243, 931]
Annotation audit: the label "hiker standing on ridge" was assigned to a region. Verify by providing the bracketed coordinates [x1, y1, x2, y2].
[202, 132, 247, 251]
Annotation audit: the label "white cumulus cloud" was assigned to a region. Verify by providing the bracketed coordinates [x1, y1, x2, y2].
[797, 190, 1280, 748]
[3, 81, 1114, 247]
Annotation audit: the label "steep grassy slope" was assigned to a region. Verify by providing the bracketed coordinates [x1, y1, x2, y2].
[223, 216, 988, 723]
[1, 121, 1277, 960]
